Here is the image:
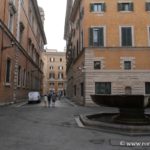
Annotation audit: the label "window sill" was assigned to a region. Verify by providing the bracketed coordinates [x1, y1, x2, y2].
[119, 11, 133, 13]
[91, 11, 105, 14]
[4, 83, 11, 87]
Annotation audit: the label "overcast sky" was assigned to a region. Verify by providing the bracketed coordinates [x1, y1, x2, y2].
[37, 0, 67, 52]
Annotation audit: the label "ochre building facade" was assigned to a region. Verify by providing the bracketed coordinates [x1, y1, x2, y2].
[42, 50, 67, 96]
[0, 0, 46, 105]
[64, 0, 150, 106]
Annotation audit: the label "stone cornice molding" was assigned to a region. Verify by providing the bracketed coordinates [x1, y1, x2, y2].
[31, 0, 47, 44]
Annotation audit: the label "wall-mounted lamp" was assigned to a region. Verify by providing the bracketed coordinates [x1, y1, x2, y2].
[2, 41, 15, 50]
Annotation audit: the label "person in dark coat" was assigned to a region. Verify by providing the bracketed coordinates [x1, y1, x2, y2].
[47, 92, 52, 107]
[52, 92, 57, 107]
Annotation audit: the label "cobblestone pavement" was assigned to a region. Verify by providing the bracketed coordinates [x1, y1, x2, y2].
[0, 97, 150, 150]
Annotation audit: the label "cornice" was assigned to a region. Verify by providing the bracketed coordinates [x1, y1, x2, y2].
[70, 0, 81, 22]
[31, 0, 47, 44]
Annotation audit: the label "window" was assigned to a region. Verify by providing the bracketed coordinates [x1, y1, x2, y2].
[50, 58, 55, 62]
[5, 58, 11, 83]
[49, 73, 55, 79]
[8, 12, 14, 32]
[145, 82, 150, 94]
[121, 27, 133, 46]
[27, 72, 30, 88]
[22, 69, 26, 87]
[89, 27, 104, 47]
[80, 82, 84, 97]
[58, 73, 63, 79]
[90, 3, 105, 12]
[28, 38, 32, 54]
[77, 40, 79, 56]
[94, 61, 101, 70]
[21, 0, 24, 4]
[58, 83, 63, 88]
[29, 4, 32, 24]
[124, 61, 131, 70]
[17, 65, 21, 86]
[74, 85, 76, 96]
[125, 86, 132, 95]
[146, 2, 150, 11]
[9, 0, 16, 5]
[95, 82, 111, 94]
[118, 3, 133, 11]
[81, 31, 84, 50]
[50, 66, 54, 70]
[60, 58, 62, 62]
[80, 7, 84, 20]
[8, 0, 16, 33]
[50, 82, 54, 88]
[58, 66, 63, 70]
[148, 27, 150, 46]
[19, 22, 25, 43]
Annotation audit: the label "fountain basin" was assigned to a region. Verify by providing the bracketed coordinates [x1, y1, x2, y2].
[91, 95, 150, 108]
[78, 95, 150, 135]
[91, 95, 150, 125]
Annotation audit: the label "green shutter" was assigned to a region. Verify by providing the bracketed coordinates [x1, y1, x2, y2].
[130, 3, 134, 11]
[118, 3, 121, 11]
[90, 4, 93, 12]
[98, 28, 104, 47]
[103, 3, 106, 12]
[89, 28, 93, 46]
[146, 2, 150, 11]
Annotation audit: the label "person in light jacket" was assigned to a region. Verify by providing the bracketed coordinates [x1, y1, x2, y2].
[52, 92, 57, 107]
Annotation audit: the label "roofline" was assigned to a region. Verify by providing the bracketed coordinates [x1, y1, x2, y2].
[32, 0, 47, 44]
[70, 0, 81, 22]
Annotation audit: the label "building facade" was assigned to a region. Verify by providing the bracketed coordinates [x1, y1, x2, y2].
[64, 0, 150, 106]
[42, 50, 67, 96]
[0, 0, 46, 105]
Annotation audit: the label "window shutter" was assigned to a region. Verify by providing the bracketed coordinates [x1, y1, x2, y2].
[103, 3, 106, 12]
[146, 2, 150, 11]
[89, 28, 93, 46]
[146, 3, 148, 11]
[130, 3, 134, 11]
[90, 4, 93, 12]
[126, 28, 132, 46]
[98, 28, 104, 47]
[121, 28, 126, 46]
[118, 3, 121, 11]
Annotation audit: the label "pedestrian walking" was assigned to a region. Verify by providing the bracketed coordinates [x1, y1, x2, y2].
[47, 92, 52, 107]
[52, 92, 57, 107]
[58, 92, 62, 100]
[43, 94, 48, 107]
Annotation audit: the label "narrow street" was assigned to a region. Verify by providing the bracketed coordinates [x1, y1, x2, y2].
[0, 98, 150, 150]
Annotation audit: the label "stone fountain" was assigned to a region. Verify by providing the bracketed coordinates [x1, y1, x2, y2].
[79, 95, 150, 135]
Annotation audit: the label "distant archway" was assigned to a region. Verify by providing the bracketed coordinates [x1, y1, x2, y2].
[125, 86, 132, 95]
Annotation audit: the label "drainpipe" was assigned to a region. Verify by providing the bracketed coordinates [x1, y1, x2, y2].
[13, 0, 21, 102]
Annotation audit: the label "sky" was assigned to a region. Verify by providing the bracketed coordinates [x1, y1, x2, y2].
[37, 0, 67, 52]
